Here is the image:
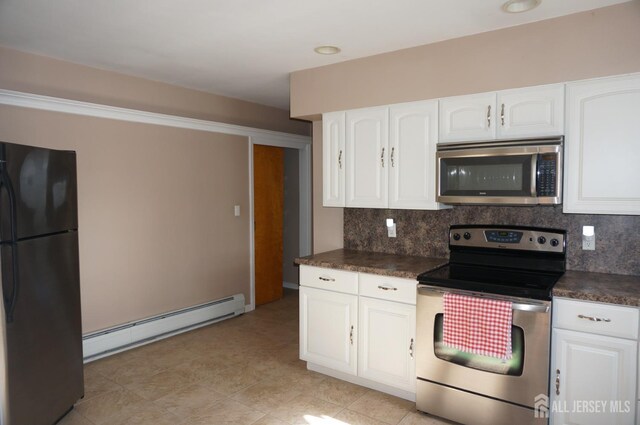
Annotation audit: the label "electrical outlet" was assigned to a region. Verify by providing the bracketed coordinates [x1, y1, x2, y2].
[387, 224, 396, 238]
[386, 218, 396, 238]
[582, 225, 595, 250]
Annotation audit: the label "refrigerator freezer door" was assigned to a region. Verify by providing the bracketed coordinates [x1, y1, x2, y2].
[0, 142, 78, 243]
[2, 231, 83, 425]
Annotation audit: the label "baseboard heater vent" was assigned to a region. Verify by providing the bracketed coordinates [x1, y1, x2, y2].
[82, 294, 245, 362]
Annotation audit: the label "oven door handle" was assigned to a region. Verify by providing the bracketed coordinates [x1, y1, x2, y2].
[417, 284, 550, 313]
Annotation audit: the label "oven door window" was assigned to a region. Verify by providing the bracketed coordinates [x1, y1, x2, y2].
[439, 155, 532, 197]
[433, 313, 524, 376]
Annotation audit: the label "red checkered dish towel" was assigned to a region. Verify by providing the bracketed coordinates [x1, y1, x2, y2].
[442, 293, 513, 360]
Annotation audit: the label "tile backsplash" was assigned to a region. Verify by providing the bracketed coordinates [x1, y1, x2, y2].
[344, 206, 640, 276]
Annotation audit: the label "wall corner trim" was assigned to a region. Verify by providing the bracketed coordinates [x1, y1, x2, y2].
[0, 89, 311, 146]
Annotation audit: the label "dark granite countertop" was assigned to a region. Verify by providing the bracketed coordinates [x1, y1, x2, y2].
[294, 249, 447, 279]
[296, 249, 639, 307]
[553, 271, 640, 307]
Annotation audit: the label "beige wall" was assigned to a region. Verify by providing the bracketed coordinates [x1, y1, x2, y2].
[0, 46, 310, 136]
[0, 47, 311, 333]
[291, 2, 640, 120]
[0, 105, 251, 333]
[312, 121, 343, 253]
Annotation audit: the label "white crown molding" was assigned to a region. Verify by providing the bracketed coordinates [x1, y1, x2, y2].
[0, 89, 310, 147]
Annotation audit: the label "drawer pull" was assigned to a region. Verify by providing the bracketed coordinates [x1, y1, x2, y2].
[377, 285, 398, 291]
[578, 314, 611, 323]
[318, 276, 335, 282]
[555, 369, 560, 396]
[409, 338, 414, 359]
[349, 325, 354, 345]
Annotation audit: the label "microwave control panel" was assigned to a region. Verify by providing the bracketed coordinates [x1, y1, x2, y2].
[536, 153, 557, 197]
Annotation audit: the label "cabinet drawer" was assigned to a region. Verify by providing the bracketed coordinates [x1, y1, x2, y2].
[359, 273, 416, 305]
[300, 265, 358, 294]
[553, 298, 639, 340]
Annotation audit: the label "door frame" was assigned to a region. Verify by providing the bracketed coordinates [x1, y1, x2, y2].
[248, 135, 312, 312]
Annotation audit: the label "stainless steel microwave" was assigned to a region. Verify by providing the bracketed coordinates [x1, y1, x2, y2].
[436, 137, 563, 205]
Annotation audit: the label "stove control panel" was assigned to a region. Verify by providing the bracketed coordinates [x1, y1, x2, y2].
[450, 226, 566, 253]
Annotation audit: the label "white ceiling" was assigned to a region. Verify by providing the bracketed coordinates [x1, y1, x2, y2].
[0, 0, 631, 110]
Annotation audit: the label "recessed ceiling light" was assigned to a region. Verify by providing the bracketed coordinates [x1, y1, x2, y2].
[502, 0, 541, 13]
[314, 46, 341, 55]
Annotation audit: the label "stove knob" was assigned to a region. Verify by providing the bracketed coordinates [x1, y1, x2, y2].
[550, 238, 560, 247]
[463, 232, 471, 240]
[537, 236, 547, 245]
[452, 233, 461, 241]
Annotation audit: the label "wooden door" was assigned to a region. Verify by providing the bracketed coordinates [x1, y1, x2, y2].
[254, 144, 284, 305]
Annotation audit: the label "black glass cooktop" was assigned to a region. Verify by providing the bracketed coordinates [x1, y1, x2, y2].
[417, 263, 563, 300]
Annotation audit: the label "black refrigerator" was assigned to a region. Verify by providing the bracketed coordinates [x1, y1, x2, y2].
[0, 142, 84, 424]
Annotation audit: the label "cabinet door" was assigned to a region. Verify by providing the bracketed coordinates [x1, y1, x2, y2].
[551, 328, 637, 425]
[345, 107, 389, 208]
[497, 84, 564, 139]
[358, 297, 416, 392]
[439, 93, 496, 143]
[389, 100, 448, 210]
[300, 286, 357, 375]
[564, 74, 640, 215]
[322, 111, 346, 207]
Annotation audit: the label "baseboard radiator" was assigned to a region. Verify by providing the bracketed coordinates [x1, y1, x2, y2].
[82, 294, 245, 363]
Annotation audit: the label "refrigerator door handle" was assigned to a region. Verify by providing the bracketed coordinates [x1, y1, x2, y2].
[0, 166, 19, 323]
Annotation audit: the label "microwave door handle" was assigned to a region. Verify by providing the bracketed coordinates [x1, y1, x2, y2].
[530, 154, 538, 197]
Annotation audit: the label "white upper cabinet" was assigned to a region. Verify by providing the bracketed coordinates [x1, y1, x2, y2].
[322, 111, 346, 207]
[345, 107, 389, 208]
[497, 84, 564, 139]
[439, 92, 496, 143]
[439, 85, 565, 143]
[389, 100, 449, 210]
[564, 73, 640, 215]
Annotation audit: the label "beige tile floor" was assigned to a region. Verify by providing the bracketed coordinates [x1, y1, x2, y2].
[59, 289, 454, 425]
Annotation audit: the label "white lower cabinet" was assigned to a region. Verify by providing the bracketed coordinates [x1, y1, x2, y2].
[299, 286, 357, 375]
[299, 265, 417, 400]
[358, 296, 416, 392]
[551, 299, 638, 425]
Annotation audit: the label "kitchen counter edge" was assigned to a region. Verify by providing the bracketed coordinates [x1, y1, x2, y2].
[553, 270, 640, 307]
[294, 249, 447, 280]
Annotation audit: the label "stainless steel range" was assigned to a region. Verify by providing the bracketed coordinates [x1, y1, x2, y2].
[415, 225, 567, 425]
